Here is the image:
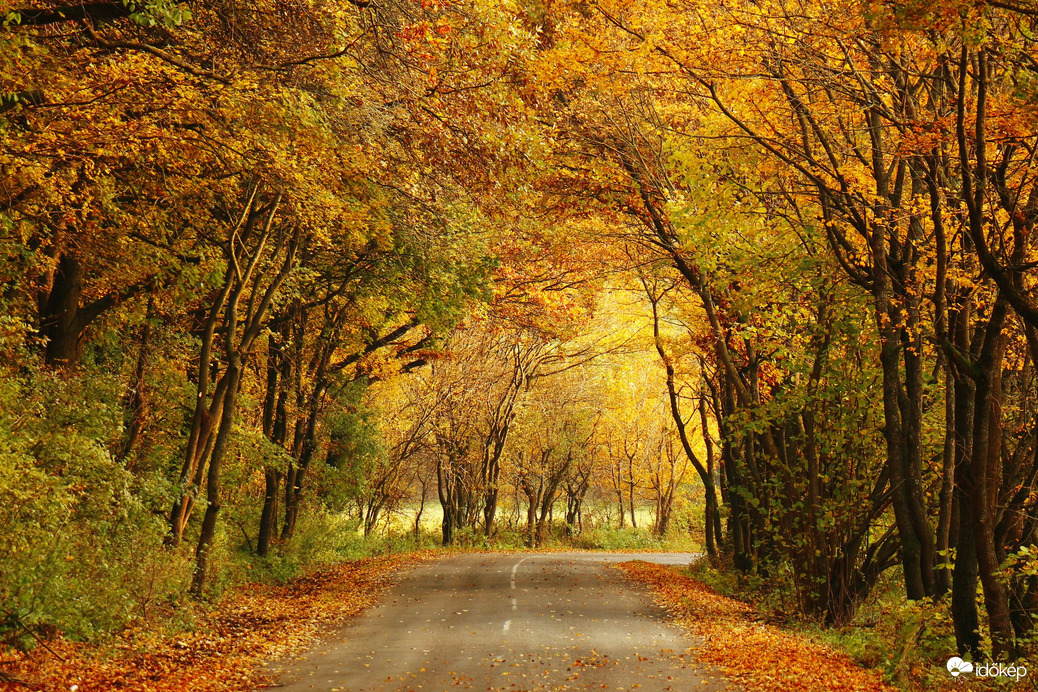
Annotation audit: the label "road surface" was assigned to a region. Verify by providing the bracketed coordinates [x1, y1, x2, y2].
[265, 552, 737, 691]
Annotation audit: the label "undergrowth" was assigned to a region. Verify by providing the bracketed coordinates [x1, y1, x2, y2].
[686, 559, 1035, 691]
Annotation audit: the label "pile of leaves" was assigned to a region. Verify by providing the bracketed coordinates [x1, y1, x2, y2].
[1, 552, 433, 691]
[617, 561, 894, 692]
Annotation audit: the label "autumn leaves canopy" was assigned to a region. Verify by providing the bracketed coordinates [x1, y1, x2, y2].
[4, 0, 1038, 666]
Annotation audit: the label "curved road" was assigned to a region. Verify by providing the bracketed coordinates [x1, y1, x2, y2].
[266, 552, 737, 691]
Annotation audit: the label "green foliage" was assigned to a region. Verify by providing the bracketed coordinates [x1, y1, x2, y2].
[809, 591, 965, 691]
[670, 155, 890, 620]
[570, 527, 668, 551]
[244, 513, 367, 584]
[685, 558, 744, 597]
[324, 386, 382, 487]
[0, 365, 188, 646]
[847, 599, 954, 684]
[691, 558, 1038, 690]
[125, 0, 192, 28]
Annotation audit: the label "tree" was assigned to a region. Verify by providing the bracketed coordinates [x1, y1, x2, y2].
[513, 373, 599, 546]
[542, 0, 1038, 649]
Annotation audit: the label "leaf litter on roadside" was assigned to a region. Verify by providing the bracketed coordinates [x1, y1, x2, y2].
[617, 561, 894, 692]
[1, 552, 435, 691]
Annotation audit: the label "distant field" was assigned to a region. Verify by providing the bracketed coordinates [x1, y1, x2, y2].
[376, 502, 661, 535]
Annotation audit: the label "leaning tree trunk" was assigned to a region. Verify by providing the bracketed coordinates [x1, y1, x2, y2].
[644, 279, 721, 555]
[168, 188, 260, 546]
[189, 192, 292, 595]
[281, 385, 324, 541]
[190, 358, 242, 596]
[871, 220, 937, 601]
[257, 329, 290, 557]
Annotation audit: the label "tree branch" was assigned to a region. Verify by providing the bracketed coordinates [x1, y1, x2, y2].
[83, 23, 231, 85]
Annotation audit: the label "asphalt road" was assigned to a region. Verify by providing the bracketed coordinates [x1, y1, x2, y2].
[266, 552, 738, 691]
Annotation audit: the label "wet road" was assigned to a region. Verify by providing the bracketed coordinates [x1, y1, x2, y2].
[266, 552, 737, 691]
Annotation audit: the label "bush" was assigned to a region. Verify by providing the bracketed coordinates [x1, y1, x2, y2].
[571, 526, 667, 551]
[686, 560, 1038, 691]
[0, 368, 189, 647]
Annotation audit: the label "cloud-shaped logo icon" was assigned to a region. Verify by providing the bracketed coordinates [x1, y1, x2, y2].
[947, 657, 974, 677]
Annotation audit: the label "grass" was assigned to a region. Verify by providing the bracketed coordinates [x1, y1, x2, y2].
[371, 500, 705, 553]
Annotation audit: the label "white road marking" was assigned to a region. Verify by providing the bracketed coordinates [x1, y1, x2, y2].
[509, 557, 529, 590]
[505, 558, 529, 634]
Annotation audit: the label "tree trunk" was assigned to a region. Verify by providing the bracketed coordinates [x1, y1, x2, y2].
[699, 396, 724, 551]
[190, 359, 242, 597]
[257, 330, 288, 557]
[969, 298, 1016, 658]
[414, 473, 427, 540]
[118, 295, 154, 465]
[167, 257, 237, 547]
[645, 282, 720, 554]
[168, 372, 230, 546]
[936, 363, 955, 594]
[257, 468, 281, 557]
[40, 253, 87, 366]
[483, 458, 501, 538]
[616, 482, 625, 529]
[949, 283, 982, 654]
[627, 464, 637, 530]
[281, 399, 321, 541]
[438, 455, 454, 545]
[522, 476, 539, 547]
[872, 231, 935, 600]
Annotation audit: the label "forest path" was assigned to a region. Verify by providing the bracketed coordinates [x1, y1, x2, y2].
[265, 552, 736, 691]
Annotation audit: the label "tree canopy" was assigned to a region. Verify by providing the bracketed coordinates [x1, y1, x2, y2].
[4, 0, 1038, 674]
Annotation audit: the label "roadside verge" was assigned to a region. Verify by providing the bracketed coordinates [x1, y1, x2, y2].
[617, 561, 894, 692]
[1, 552, 434, 691]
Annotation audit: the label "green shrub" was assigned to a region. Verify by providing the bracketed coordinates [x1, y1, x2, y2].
[571, 526, 667, 551]
[0, 368, 189, 646]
